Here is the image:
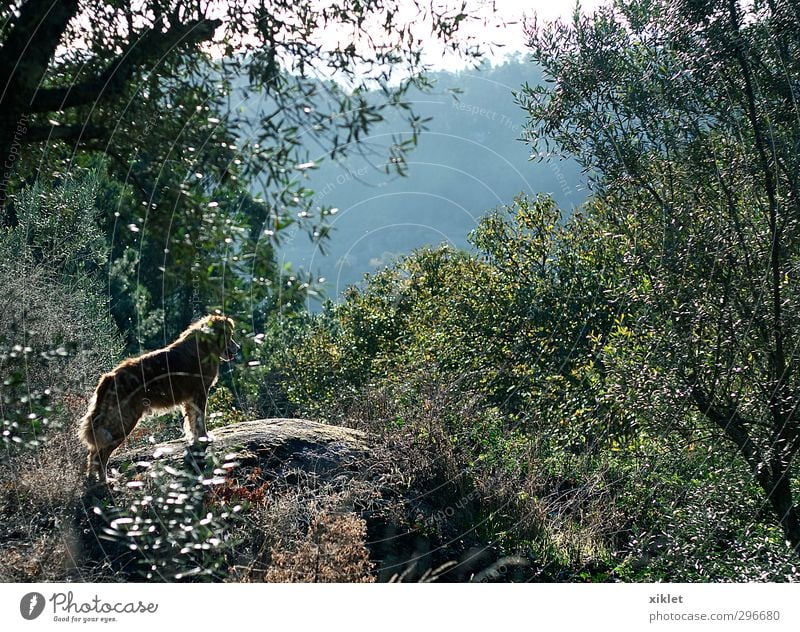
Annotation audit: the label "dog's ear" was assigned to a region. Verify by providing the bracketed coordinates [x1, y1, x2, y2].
[200, 317, 216, 335]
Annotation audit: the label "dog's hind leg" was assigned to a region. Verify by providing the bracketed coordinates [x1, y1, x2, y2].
[97, 440, 124, 482]
[86, 447, 103, 482]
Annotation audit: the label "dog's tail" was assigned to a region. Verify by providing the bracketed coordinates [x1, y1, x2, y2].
[78, 373, 116, 449]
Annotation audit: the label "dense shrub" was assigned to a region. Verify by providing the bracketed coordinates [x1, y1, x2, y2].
[256, 195, 800, 581]
[0, 176, 123, 581]
[1, 175, 121, 454]
[98, 447, 240, 581]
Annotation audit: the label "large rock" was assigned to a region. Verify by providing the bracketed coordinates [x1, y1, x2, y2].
[87, 418, 503, 581]
[112, 418, 369, 479]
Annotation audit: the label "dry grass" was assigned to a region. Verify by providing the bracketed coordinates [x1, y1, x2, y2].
[265, 513, 374, 583]
[225, 467, 387, 582]
[0, 428, 90, 581]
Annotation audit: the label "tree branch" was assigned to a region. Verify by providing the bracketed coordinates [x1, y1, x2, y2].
[25, 123, 106, 143]
[28, 17, 222, 113]
[686, 374, 764, 477]
[0, 0, 80, 98]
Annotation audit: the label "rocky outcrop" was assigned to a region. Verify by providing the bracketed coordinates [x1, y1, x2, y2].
[112, 418, 369, 479]
[86, 418, 504, 581]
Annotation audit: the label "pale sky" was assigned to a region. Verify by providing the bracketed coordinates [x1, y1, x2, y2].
[423, 0, 610, 69]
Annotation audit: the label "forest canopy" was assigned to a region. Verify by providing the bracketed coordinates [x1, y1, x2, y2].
[0, 0, 491, 341]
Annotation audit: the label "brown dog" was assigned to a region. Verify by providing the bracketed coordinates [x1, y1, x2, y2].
[79, 315, 239, 482]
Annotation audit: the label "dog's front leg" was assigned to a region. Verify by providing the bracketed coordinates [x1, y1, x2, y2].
[182, 395, 208, 443]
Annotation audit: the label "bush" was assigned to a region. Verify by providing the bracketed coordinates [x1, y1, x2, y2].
[265, 513, 374, 583]
[98, 447, 240, 581]
[0, 175, 123, 582]
[257, 195, 799, 581]
[0, 174, 121, 455]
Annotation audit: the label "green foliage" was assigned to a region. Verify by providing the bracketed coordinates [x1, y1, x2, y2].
[0, 346, 54, 453]
[206, 386, 247, 430]
[13, 175, 107, 274]
[258, 197, 616, 570]
[264, 187, 800, 579]
[0, 174, 121, 456]
[100, 448, 241, 581]
[271, 196, 623, 444]
[612, 445, 800, 582]
[521, 0, 800, 554]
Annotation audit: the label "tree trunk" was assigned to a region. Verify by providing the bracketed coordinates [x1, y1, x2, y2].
[690, 381, 800, 555]
[0, 0, 81, 223]
[764, 474, 800, 554]
[0, 113, 28, 224]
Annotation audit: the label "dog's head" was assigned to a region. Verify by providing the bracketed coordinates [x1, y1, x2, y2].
[200, 315, 239, 362]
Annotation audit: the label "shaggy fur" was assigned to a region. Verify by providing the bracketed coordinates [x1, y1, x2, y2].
[79, 315, 239, 482]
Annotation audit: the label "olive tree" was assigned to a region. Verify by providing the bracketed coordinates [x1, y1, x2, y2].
[0, 1, 487, 209]
[0, 0, 491, 341]
[521, 0, 800, 552]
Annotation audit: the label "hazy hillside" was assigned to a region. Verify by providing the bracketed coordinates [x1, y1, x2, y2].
[246, 59, 586, 299]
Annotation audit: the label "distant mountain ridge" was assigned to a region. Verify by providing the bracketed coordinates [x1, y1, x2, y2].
[251, 59, 587, 300]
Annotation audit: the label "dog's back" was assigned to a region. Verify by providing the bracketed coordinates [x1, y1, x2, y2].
[130, 341, 220, 403]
